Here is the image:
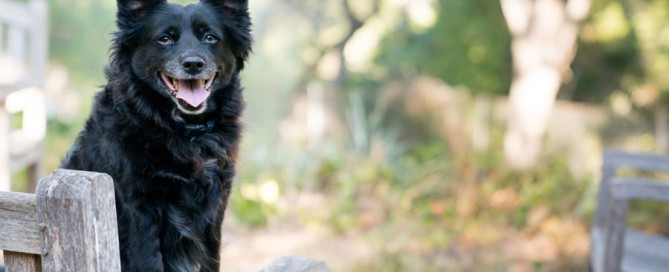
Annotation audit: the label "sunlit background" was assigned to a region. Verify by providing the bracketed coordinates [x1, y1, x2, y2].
[3, 0, 669, 270]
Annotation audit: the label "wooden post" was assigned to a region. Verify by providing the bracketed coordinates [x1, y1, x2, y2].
[603, 198, 628, 272]
[36, 170, 121, 272]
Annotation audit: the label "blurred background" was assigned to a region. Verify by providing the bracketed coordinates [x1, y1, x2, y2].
[3, 0, 669, 270]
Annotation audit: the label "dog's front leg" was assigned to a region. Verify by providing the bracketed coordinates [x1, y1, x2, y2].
[199, 180, 232, 272]
[200, 210, 224, 272]
[118, 204, 165, 272]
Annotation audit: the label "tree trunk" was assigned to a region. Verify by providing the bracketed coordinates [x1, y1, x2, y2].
[501, 0, 591, 169]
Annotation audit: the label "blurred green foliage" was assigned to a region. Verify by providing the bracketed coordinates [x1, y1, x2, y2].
[50, 0, 115, 83]
[230, 190, 273, 228]
[375, 0, 512, 94]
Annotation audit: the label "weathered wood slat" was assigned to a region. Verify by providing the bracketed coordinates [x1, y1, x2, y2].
[622, 230, 669, 272]
[604, 150, 669, 173]
[5, 251, 42, 272]
[611, 178, 669, 202]
[0, 191, 41, 254]
[36, 169, 121, 272]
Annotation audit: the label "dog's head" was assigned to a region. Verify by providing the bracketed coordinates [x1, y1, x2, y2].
[113, 0, 252, 115]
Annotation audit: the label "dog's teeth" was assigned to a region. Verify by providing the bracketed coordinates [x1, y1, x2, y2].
[173, 79, 179, 91]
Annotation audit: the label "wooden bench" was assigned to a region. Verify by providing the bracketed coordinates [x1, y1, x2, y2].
[591, 150, 669, 272]
[0, 170, 121, 271]
[0, 169, 331, 271]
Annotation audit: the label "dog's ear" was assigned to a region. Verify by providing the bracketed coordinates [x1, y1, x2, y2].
[117, 0, 165, 27]
[201, 0, 248, 13]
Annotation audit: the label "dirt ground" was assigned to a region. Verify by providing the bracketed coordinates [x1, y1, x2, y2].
[220, 225, 375, 271]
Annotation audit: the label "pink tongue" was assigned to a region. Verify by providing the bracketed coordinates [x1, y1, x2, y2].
[175, 80, 210, 107]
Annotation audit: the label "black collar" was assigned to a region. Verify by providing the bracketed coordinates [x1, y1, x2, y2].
[172, 119, 215, 138]
[115, 106, 215, 138]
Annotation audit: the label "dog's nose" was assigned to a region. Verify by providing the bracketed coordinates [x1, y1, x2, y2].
[182, 57, 205, 74]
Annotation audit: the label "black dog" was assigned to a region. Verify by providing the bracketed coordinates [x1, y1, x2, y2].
[61, 0, 251, 271]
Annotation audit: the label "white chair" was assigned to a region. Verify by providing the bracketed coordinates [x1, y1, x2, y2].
[0, 0, 48, 192]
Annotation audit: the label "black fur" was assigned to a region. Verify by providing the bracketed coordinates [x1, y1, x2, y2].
[61, 1, 251, 271]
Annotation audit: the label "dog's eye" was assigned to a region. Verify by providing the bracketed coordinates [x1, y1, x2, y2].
[158, 35, 174, 45]
[203, 34, 219, 44]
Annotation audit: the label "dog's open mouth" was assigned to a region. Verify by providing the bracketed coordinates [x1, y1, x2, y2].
[160, 72, 215, 108]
